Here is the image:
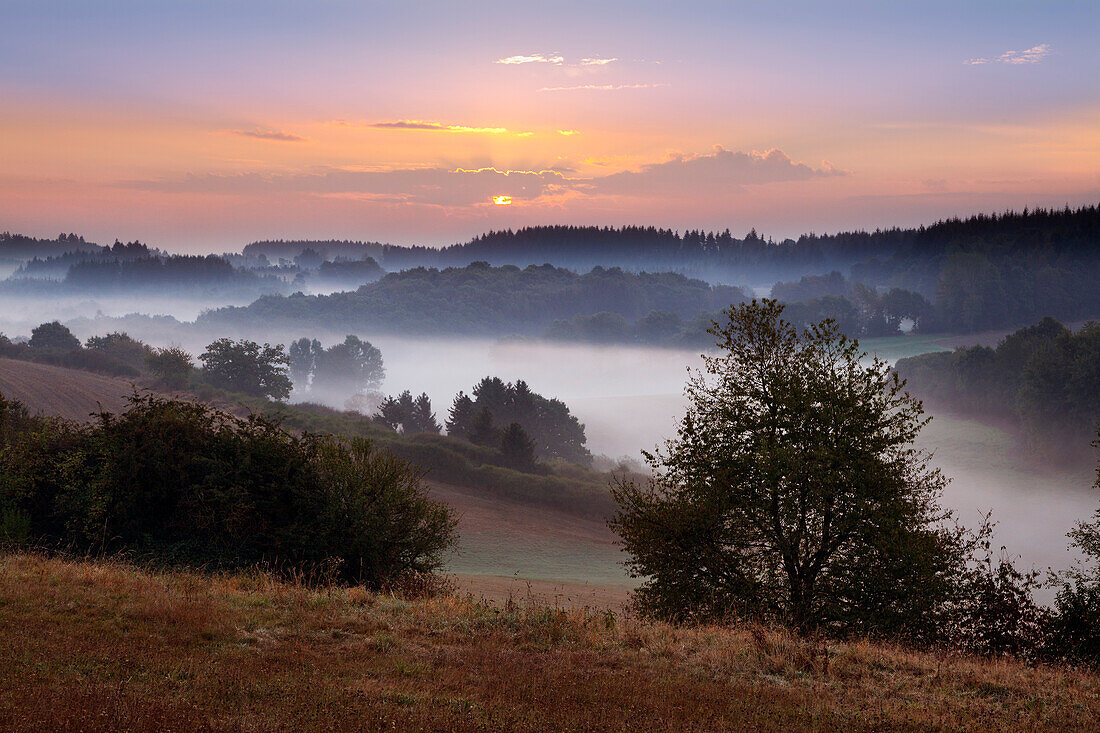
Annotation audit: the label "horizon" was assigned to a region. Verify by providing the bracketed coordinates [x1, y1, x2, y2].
[9, 202, 1099, 258]
[4, 1, 1099, 251]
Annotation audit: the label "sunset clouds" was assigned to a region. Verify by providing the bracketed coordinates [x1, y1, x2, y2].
[120, 147, 845, 209]
[1, 1, 1097, 249]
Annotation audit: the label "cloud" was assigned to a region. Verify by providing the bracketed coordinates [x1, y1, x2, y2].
[539, 82, 668, 92]
[579, 57, 618, 66]
[966, 43, 1051, 66]
[1000, 43, 1052, 64]
[122, 148, 843, 206]
[334, 119, 533, 137]
[558, 129, 579, 136]
[366, 120, 516, 134]
[591, 147, 846, 197]
[227, 129, 306, 142]
[124, 166, 571, 207]
[496, 54, 563, 65]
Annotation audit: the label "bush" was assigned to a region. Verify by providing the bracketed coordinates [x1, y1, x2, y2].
[0, 391, 456, 586]
[146, 346, 194, 389]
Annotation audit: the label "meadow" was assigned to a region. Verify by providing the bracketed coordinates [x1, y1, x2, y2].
[3, 552, 1099, 732]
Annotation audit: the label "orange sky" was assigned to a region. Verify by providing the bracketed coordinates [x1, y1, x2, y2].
[2, 2, 1098, 249]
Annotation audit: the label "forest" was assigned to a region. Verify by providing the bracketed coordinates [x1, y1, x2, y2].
[199, 263, 750, 335]
[896, 317, 1100, 464]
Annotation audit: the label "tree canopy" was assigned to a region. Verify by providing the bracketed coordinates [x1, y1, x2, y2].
[446, 377, 590, 466]
[199, 338, 292, 400]
[611, 300, 964, 638]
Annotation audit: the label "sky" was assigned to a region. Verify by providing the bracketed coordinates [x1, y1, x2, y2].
[2, 0, 1099, 251]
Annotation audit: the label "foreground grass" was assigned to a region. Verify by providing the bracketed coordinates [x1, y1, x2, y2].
[1, 554, 1098, 731]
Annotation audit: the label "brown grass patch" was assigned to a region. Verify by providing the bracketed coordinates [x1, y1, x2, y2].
[1, 552, 1097, 731]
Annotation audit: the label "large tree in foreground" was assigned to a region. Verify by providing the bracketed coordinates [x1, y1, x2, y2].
[611, 300, 966, 637]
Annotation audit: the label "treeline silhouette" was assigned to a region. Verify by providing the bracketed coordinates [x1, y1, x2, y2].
[0, 232, 98, 262]
[853, 205, 1100, 331]
[246, 225, 906, 281]
[5, 240, 286, 296]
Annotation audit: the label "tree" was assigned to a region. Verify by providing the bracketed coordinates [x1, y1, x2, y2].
[453, 376, 590, 465]
[610, 299, 964, 635]
[1049, 427, 1100, 667]
[446, 391, 476, 438]
[199, 338, 291, 400]
[500, 422, 536, 471]
[411, 392, 441, 434]
[467, 406, 499, 447]
[29, 321, 80, 351]
[373, 391, 439, 434]
[313, 335, 385, 393]
[145, 347, 193, 389]
[288, 337, 322, 389]
[86, 332, 153, 371]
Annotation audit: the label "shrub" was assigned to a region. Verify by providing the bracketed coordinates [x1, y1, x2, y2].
[0, 391, 456, 586]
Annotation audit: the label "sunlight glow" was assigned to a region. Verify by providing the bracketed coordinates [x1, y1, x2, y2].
[492, 195, 513, 205]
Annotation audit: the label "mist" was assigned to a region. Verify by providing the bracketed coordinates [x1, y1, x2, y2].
[43, 306, 1097, 596]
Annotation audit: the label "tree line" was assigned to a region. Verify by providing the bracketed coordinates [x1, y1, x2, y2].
[896, 317, 1100, 463]
[0, 322, 594, 470]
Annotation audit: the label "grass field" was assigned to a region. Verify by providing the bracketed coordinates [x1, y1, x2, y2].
[2, 552, 1098, 732]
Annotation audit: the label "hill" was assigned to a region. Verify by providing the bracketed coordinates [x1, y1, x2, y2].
[0, 357, 142, 420]
[1, 552, 1097, 732]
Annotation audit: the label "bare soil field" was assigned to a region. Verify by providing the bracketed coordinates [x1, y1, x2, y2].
[0, 357, 141, 420]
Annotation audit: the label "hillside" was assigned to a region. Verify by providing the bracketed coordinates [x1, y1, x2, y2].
[0, 358, 629, 597]
[1, 553, 1098, 732]
[0, 357, 143, 420]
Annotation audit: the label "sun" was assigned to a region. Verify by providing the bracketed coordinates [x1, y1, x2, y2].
[492, 195, 513, 206]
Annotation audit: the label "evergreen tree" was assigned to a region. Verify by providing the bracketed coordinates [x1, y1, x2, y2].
[446, 391, 476, 438]
[500, 422, 536, 471]
[468, 407, 498, 447]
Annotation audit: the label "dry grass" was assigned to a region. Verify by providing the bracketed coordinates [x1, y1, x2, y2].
[1, 553, 1098, 731]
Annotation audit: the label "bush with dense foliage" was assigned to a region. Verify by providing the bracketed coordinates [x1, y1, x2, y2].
[1047, 428, 1100, 667]
[28, 321, 81, 351]
[0, 391, 456, 585]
